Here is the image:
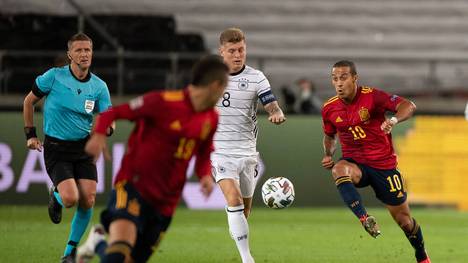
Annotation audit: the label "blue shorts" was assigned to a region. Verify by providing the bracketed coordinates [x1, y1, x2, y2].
[100, 181, 172, 263]
[342, 158, 407, 206]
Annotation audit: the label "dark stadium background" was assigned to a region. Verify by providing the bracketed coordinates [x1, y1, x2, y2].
[1, 1, 468, 262]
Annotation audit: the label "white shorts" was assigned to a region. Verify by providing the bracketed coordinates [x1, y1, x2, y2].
[211, 153, 259, 198]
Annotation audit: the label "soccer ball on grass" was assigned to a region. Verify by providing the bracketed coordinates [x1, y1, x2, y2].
[261, 177, 295, 209]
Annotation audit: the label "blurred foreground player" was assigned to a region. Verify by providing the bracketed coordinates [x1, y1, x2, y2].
[321, 60, 430, 263]
[76, 55, 229, 263]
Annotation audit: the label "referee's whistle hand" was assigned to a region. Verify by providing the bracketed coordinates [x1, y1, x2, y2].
[26, 138, 42, 152]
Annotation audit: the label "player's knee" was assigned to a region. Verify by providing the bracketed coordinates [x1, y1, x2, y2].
[331, 163, 350, 180]
[226, 195, 243, 207]
[60, 192, 78, 208]
[80, 192, 96, 209]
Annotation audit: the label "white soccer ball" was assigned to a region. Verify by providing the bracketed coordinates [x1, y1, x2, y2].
[261, 177, 295, 209]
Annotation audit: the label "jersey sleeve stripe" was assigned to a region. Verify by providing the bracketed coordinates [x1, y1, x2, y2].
[31, 82, 46, 98]
[323, 97, 339, 107]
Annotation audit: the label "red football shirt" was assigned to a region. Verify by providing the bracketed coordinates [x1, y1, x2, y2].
[94, 89, 218, 217]
[321, 86, 403, 169]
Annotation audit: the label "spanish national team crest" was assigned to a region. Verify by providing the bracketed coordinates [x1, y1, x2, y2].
[238, 78, 249, 90]
[359, 107, 370, 122]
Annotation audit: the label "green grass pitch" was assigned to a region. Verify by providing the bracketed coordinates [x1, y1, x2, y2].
[1, 206, 467, 262]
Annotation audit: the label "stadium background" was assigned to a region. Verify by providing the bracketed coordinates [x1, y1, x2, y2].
[1, 0, 468, 262]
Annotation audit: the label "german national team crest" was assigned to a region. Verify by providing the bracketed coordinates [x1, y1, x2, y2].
[238, 78, 249, 90]
[218, 166, 226, 173]
[359, 107, 370, 122]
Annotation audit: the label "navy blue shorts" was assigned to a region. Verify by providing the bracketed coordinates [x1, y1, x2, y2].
[100, 181, 172, 263]
[342, 158, 407, 206]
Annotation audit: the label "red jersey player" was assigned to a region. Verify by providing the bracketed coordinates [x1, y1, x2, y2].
[76, 56, 229, 263]
[321, 60, 430, 263]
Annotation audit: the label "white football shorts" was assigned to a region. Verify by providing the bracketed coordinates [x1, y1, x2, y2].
[211, 153, 259, 198]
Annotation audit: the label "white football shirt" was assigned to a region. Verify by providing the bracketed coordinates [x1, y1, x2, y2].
[213, 65, 275, 156]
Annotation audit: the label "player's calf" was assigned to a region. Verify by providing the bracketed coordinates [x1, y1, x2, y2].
[101, 241, 132, 263]
[334, 175, 368, 220]
[403, 218, 429, 263]
[226, 205, 255, 263]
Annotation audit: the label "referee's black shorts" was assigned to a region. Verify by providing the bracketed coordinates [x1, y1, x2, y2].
[43, 135, 97, 186]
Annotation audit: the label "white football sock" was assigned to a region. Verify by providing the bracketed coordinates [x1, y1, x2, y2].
[226, 205, 255, 263]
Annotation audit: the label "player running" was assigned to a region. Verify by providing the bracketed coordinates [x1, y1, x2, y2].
[213, 28, 286, 263]
[321, 60, 431, 263]
[23, 33, 113, 263]
[76, 55, 228, 263]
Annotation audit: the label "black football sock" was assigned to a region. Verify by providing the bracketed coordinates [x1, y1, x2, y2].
[102, 241, 132, 263]
[335, 176, 368, 220]
[404, 218, 427, 261]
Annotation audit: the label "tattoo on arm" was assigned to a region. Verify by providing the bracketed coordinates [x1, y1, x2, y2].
[264, 101, 282, 115]
[323, 135, 336, 156]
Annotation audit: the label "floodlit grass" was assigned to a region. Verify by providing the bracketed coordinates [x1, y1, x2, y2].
[1, 206, 467, 262]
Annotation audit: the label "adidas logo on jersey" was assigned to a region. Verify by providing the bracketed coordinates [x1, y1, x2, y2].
[335, 116, 343, 123]
[170, 120, 182, 131]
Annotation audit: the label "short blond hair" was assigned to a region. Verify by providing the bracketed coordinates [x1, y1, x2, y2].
[67, 33, 93, 50]
[219, 28, 245, 45]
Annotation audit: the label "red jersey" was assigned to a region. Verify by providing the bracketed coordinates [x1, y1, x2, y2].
[321, 86, 403, 169]
[94, 89, 218, 217]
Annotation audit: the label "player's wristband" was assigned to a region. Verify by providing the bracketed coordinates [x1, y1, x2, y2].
[389, 117, 398, 125]
[106, 126, 114, 137]
[24, 126, 37, 140]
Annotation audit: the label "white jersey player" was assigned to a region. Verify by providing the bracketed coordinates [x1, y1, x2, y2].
[213, 28, 286, 263]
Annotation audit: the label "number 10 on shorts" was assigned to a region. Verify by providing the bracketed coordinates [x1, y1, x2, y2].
[387, 174, 403, 192]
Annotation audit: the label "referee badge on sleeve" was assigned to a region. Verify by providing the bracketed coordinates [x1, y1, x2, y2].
[85, 100, 95, 113]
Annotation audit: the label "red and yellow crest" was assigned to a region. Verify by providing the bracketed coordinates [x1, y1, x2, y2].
[359, 107, 370, 122]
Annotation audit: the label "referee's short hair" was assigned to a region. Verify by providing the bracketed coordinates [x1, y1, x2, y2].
[191, 55, 229, 87]
[67, 33, 93, 50]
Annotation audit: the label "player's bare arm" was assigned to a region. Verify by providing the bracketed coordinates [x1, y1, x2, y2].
[381, 99, 417, 134]
[23, 91, 43, 151]
[264, 101, 286, 124]
[322, 134, 337, 169]
[85, 133, 109, 162]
